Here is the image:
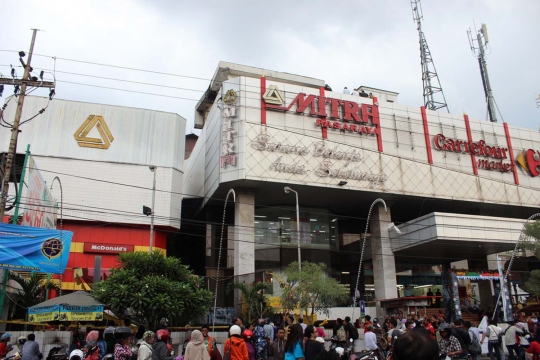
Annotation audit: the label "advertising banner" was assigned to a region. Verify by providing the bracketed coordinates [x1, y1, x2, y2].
[22, 156, 57, 229]
[28, 305, 59, 322]
[0, 223, 73, 273]
[58, 305, 104, 321]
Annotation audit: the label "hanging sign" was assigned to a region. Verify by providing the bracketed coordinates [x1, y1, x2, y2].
[22, 156, 57, 228]
[58, 305, 104, 321]
[28, 305, 59, 322]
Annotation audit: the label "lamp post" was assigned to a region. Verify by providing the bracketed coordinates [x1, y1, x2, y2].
[50, 176, 63, 294]
[149, 166, 156, 253]
[284, 186, 302, 319]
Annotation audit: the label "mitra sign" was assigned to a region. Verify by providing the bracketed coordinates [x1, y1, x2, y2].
[83, 243, 134, 254]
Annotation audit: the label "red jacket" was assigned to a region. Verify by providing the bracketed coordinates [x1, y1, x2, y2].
[224, 336, 248, 360]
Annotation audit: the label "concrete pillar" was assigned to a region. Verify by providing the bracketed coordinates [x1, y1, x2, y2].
[371, 204, 397, 317]
[233, 191, 255, 311]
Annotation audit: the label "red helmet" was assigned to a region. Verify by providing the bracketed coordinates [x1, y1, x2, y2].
[243, 329, 253, 342]
[156, 329, 170, 342]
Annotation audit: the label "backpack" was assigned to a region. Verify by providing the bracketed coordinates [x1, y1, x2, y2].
[337, 326, 346, 342]
[349, 325, 359, 340]
[468, 330, 482, 356]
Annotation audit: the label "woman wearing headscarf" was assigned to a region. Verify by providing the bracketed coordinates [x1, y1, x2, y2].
[184, 331, 210, 360]
[138, 332, 155, 360]
[85, 331, 100, 360]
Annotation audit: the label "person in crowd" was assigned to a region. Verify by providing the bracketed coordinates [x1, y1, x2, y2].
[383, 318, 390, 334]
[359, 90, 368, 98]
[372, 318, 383, 344]
[0, 333, 12, 358]
[298, 318, 307, 333]
[324, 84, 332, 91]
[284, 324, 303, 360]
[21, 334, 42, 360]
[343, 87, 350, 95]
[224, 325, 248, 360]
[451, 319, 471, 357]
[363, 315, 372, 333]
[351, 88, 359, 96]
[368, 93, 373, 99]
[152, 330, 174, 360]
[423, 317, 435, 339]
[480, 318, 503, 360]
[268, 328, 285, 360]
[438, 323, 462, 359]
[254, 319, 269, 360]
[235, 317, 246, 333]
[264, 319, 274, 345]
[284, 315, 294, 341]
[184, 330, 210, 360]
[386, 319, 400, 348]
[96, 332, 107, 360]
[333, 318, 344, 341]
[404, 321, 414, 332]
[526, 332, 540, 360]
[304, 326, 324, 360]
[503, 321, 523, 360]
[201, 325, 214, 357]
[516, 321, 531, 358]
[364, 326, 377, 351]
[138, 331, 154, 360]
[243, 330, 256, 360]
[463, 321, 481, 360]
[114, 327, 133, 360]
[392, 330, 439, 360]
[343, 317, 354, 342]
[313, 321, 325, 338]
[70, 350, 84, 360]
[435, 290, 442, 307]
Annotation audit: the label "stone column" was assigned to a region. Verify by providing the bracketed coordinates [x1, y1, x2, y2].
[233, 191, 255, 312]
[371, 204, 397, 317]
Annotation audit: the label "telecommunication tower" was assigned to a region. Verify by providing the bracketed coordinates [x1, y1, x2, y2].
[410, 0, 449, 112]
[468, 24, 498, 122]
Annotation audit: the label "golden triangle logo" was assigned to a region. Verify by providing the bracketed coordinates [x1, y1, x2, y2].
[74, 115, 114, 149]
[223, 89, 238, 104]
[263, 85, 285, 105]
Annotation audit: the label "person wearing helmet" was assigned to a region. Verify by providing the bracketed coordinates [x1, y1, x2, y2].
[85, 341, 100, 360]
[152, 330, 174, 360]
[242, 329, 255, 360]
[0, 333, 12, 358]
[70, 350, 85, 360]
[137, 331, 154, 360]
[223, 325, 248, 360]
[437, 323, 462, 359]
[184, 330, 209, 360]
[114, 327, 133, 360]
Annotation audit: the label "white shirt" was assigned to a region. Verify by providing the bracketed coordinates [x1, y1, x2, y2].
[300, 323, 307, 332]
[343, 88, 350, 95]
[468, 326, 481, 342]
[351, 90, 359, 96]
[364, 331, 377, 350]
[504, 325, 522, 346]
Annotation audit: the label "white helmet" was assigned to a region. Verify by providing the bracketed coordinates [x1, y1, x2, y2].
[229, 325, 242, 336]
[70, 349, 84, 360]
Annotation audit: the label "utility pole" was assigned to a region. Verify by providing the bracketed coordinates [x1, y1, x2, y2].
[468, 24, 497, 122]
[410, 0, 450, 112]
[0, 29, 55, 219]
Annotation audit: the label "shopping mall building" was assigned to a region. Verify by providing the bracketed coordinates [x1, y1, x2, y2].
[182, 62, 540, 314]
[0, 97, 186, 292]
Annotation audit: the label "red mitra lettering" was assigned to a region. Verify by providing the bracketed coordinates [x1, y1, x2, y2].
[265, 93, 380, 137]
[434, 134, 512, 172]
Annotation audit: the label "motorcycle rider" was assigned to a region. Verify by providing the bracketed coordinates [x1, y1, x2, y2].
[152, 330, 174, 360]
[0, 333, 12, 358]
[70, 350, 84, 360]
[223, 325, 248, 360]
[113, 327, 133, 360]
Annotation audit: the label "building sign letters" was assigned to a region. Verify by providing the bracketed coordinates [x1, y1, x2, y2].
[516, 149, 540, 177]
[83, 243, 134, 254]
[221, 89, 238, 168]
[433, 134, 512, 172]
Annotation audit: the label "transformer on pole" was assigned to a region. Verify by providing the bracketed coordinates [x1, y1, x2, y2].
[410, 0, 450, 113]
[468, 24, 498, 123]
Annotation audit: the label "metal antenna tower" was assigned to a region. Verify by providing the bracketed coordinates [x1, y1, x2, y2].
[411, 0, 449, 113]
[468, 24, 497, 122]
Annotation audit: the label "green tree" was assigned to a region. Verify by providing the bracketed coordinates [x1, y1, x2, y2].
[280, 261, 348, 320]
[228, 281, 272, 324]
[92, 251, 212, 329]
[7, 272, 59, 321]
[522, 220, 540, 297]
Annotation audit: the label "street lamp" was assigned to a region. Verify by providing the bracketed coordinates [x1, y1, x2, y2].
[284, 186, 302, 320]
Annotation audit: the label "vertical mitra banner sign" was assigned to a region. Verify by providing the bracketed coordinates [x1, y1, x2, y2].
[0, 223, 72, 273]
[22, 156, 56, 229]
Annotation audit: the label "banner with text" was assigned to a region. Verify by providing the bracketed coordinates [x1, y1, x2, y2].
[22, 156, 57, 229]
[28, 305, 59, 322]
[58, 305, 104, 321]
[0, 223, 73, 273]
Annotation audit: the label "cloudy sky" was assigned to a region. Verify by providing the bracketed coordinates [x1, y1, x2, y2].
[1, 1, 539, 133]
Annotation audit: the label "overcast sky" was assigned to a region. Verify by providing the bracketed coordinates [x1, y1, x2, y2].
[1, 1, 539, 133]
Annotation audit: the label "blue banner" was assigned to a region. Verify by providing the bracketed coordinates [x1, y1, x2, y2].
[0, 223, 73, 273]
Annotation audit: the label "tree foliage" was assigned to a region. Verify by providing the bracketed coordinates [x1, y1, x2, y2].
[521, 220, 540, 296]
[279, 261, 348, 318]
[8, 272, 59, 320]
[228, 281, 272, 324]
[92, 251, 212, 329]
